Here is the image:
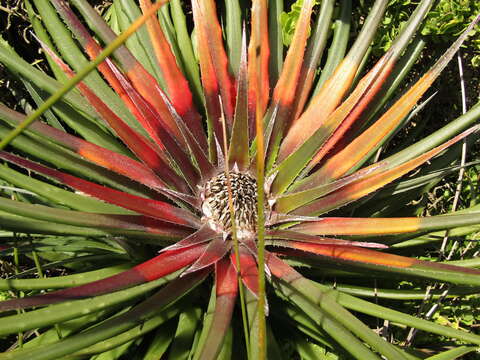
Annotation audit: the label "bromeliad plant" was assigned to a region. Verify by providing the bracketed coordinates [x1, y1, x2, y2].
[0, 0, 480, 358]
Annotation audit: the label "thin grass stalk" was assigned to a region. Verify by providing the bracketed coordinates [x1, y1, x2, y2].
[440, 51, 469, 258]
[12, 245, 24, 348]
[31, 239, 64, 339]
[253, 14, 267, 360]
[221, 106, 251, 355]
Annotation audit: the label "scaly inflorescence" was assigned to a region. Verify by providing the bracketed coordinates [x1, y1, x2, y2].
[201, 171, 258, 236]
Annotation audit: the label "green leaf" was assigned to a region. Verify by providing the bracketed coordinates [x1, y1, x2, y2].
[0, 273, 177, 336]
[268, 0, 284, 85]
[32, 0, 141, 135]
[72, 305, 181, 357]
[0, 271, 207, 360]
[0, 164, 130, 214]
[143, 320, 177, 360]
[114, 0, 165, 87]
[168, 307, 202, 360]
[334, 287, 480, 345]
[425, 346, 479, 360]
[169, 0, 203, 105]
[224, 0, 242, 75]
[0, 264, 130, 291]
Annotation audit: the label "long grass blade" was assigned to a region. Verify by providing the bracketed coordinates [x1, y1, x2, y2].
[267, 253, 392, 359]
[0, 274, 175, 336]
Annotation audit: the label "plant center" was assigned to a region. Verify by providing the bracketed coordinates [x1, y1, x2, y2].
[201, 171, 258, 236]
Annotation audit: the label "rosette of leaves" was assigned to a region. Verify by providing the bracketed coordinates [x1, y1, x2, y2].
[0, 0, 479, 359]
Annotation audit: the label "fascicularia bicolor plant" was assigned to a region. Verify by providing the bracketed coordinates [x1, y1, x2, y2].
[0, 0, 480, 358]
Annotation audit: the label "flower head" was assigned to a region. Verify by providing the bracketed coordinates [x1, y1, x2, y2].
[201, 170, 259, 236]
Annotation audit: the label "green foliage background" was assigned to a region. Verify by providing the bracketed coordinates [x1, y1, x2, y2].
[281, 0, 480, 65]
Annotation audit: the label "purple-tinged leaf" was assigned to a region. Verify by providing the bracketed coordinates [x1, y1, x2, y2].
[40, 44, 191, 192]
[231, 245, 260, 298]
[266, 230, 387, 248]
[66, 0, 194, 148]
[106, 63, 201, 188]
[0, 104, 169, 190]
[0, 151, 200, 227]
[182, 237, 231, 275]
[0, 196, 191, 240]
[271, 243, 480, 285]
[192, 0, 236, 125]
[0, 244, 207, 312]
[139, 0, 207, 151]
[161, 224, 220, 252]
[157, 90, 215, 180]
[196, 257, 238, 360]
